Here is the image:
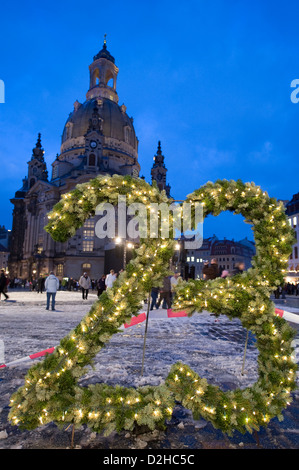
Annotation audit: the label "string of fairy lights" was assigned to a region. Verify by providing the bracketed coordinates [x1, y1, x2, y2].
[8, 175, 298, 436]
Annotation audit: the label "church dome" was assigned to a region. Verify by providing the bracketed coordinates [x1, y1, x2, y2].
[61, 97, 137, 153]
[59, 40, 139, 172]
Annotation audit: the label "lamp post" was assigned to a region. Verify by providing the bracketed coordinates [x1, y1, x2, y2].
[115, 237, 134, 269]
[172, 240, 182, 273]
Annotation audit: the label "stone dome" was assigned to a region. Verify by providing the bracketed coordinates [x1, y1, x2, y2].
[61, 97, 137, 152]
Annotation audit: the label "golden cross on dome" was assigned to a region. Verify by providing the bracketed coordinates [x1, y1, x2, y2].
[104, 33, 107, 45]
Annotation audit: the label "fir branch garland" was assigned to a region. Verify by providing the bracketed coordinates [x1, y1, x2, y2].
[8, 177, 298, 437]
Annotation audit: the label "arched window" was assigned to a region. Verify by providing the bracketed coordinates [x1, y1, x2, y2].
[56, 264, 64, 276]
[89, 154, 96, 166]
[30, 177, 36, 188]
[93, 69, 100, 87]
[105, 70, 114, 88]
[82, 263, 91, 275]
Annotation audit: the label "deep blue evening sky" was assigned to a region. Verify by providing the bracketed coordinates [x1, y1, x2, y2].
[1, 0, 299, 242]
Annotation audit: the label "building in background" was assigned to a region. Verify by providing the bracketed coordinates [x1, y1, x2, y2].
[285, 193, 299, 283]
[0, 243, 9, 273]
[8, 40, 171, 282]
[151, 141, 171, 197]
[185, 236, 255, 279]
[0, 226, 11, 250]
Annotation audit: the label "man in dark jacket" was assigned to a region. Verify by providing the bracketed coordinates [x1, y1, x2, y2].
[202, 259, 219, 280]
[97, 275, 106, 297]
[150, 286, 159, 310]
[0, 270, 9, 300]
[157, 277, 171, 309]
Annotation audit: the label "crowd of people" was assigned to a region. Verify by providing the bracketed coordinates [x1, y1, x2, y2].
[150, 272, 182, 310]
[202, 259, 245, 280]
[3, 262, 299, 309]
[274, 282, 299, 299]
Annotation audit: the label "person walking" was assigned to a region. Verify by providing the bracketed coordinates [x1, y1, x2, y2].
[0, 269, 9, 300]
[37, 276, 45, 293]
[105, 270, 116, 289]
[79, 272, 91, 299]
[157, 276, 171, 309]
[97, 275, 106, 297]
[150, 286, 159, 310]
[45, 271, 59, 311]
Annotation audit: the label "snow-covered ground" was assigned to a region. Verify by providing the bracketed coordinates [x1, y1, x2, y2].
[0, 290, 298, 391]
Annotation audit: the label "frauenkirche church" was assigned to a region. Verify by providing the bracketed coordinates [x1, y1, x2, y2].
[8, 39, 171, 281]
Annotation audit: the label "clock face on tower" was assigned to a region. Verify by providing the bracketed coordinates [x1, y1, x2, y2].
[90, 140, 97, 149]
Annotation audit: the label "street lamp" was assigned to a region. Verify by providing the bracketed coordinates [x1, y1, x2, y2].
[115, 237, 134, 269]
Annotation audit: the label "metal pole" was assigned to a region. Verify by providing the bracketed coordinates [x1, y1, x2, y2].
[123, 242, 127, 269]
[141, 290, 152, 376]
[241, 330, 249, 376]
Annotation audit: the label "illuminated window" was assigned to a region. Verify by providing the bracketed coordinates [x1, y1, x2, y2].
[83, 230, 94, 238]
[293, 216, 297, 228]
[56, 264, 63, 276]
[84, 219, 95, 228]
[186, 256, 190, 262]
[83, 240, 94, 252]
[82, 218, 94, 252]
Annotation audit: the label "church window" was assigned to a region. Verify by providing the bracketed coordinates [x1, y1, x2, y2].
[82, 218, 94, 252]
[82, 263, 91, 272]
[83, 240, 94, 252]
[37, 213, 46, 250]
[105, 70, 114, 87]
[30, 177, 36, 188]
[89, 154, 96, 166]
[93, 69, 100, 87]
[52, 165, 58, 179]
[56, 264, 64, 276]
[84, 219, 95, 228]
